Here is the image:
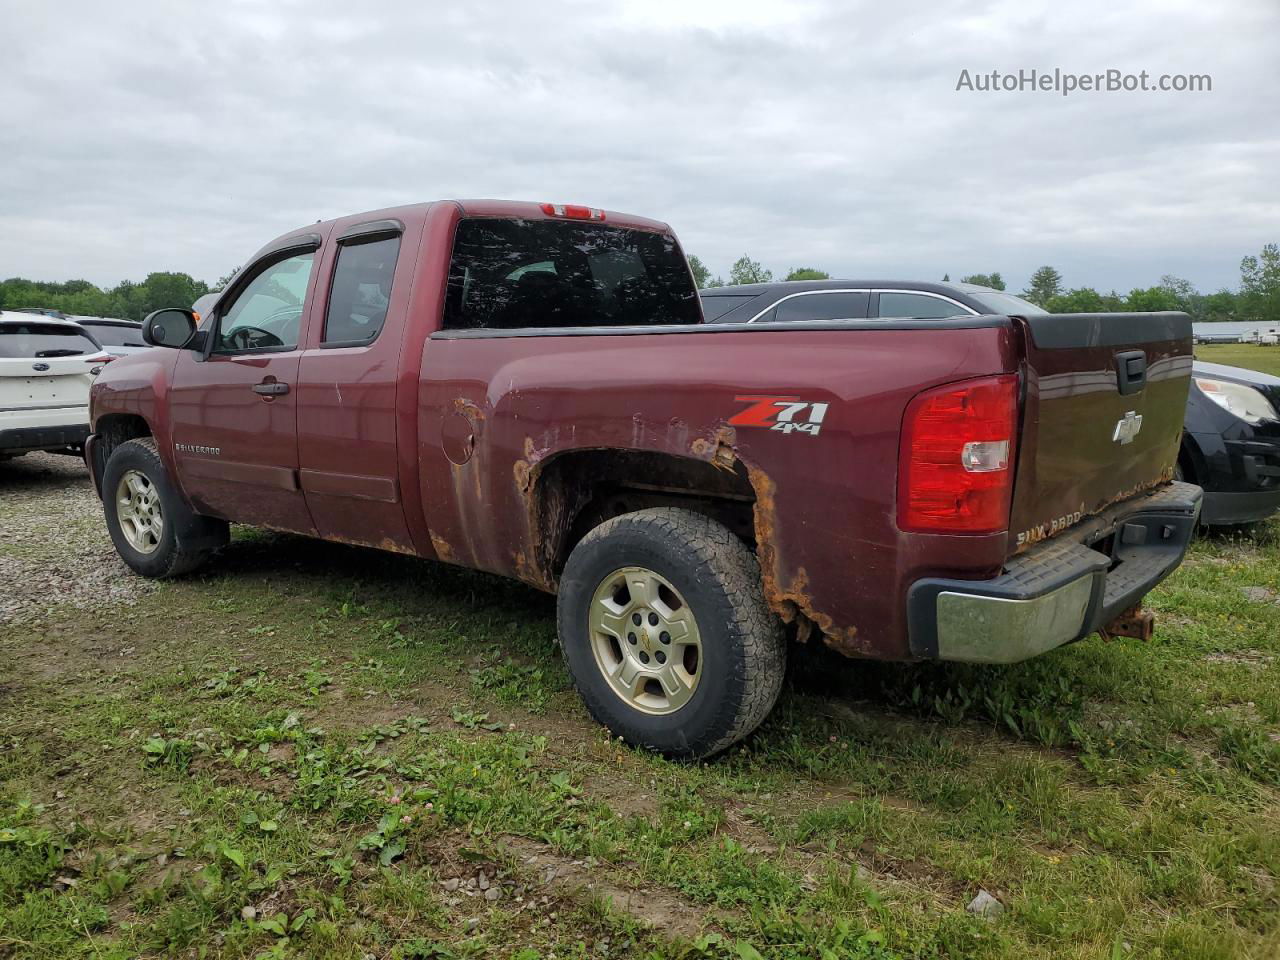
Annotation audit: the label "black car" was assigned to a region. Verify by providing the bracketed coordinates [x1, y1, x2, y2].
[701, 279, 1280, 526]
[1181, 362, 1280, 524]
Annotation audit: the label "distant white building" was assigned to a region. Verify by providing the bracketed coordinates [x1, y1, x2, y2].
[1193, 321, 1261, 344]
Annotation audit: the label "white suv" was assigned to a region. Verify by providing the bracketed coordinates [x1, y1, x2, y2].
[0, 312, 112, 459]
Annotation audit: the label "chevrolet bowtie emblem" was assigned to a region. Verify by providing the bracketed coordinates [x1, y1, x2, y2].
[1112, 410, 1143, 445]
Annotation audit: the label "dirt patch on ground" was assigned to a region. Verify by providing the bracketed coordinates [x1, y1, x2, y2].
[0, 453, 156, 626]
[1206, 649, 1275, 666]
[499, 835, 716, 941]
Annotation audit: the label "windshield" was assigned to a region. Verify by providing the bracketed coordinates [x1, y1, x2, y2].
[969, 290, 1048, 315]
[0, 322, 101, 357]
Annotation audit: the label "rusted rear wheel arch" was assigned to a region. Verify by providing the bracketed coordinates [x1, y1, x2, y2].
[526, 449, 757, 581]
[525, 445, 863, 658]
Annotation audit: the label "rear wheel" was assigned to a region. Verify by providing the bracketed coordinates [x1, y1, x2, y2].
[557, 507, 786, 759]
[102, 438, 228, 577]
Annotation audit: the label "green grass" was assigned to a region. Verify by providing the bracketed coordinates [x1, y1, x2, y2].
[2, 522, 1279, 959]
[1194, 343, 1280, 377]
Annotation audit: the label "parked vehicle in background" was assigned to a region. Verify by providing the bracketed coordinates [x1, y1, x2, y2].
[1183, 362, 1280, 524]
[700, 278, 1043, 324]
[70, 316, 149, 357]
[0, 312, 112, 459]
[192, 292, 219, 325]
[85, 201, 1200, 758]
[11, 306, 70, 319]
[704, 280, 1277, 524]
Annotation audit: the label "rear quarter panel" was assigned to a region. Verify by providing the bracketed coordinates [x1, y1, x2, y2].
[418, 321, 1020, 658]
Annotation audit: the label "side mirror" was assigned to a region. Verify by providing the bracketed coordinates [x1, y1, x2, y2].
[141, 308, 198, 349]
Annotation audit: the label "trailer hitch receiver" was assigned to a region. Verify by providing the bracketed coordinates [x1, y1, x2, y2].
[1099, 605, 1155, 642]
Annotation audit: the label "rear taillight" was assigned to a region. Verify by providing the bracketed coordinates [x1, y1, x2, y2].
[540, 202, 606, 221]
[898, 374, 1018, 534]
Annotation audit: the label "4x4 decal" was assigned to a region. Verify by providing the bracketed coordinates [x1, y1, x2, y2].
[729, 395, 829, 436]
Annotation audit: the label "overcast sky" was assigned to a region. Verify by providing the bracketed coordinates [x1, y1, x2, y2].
[2, 0, 1278, 295]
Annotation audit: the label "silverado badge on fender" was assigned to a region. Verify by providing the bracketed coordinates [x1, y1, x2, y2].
[728, 395, 829, 436]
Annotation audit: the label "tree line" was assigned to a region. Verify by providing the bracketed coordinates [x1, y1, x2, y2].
[688, 243, 1280, 325]
[0, 272, 227, 322]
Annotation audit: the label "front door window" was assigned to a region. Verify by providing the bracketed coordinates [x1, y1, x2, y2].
[216, 252, 315, 352]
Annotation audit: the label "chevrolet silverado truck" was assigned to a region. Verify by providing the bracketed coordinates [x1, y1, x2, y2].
[85, 200, 1201, 758]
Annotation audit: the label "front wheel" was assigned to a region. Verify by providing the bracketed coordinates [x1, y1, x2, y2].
[102, 438, 228, 578]
[557, 507, 786, 759]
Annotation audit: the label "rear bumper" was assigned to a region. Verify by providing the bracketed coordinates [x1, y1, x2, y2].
[907, 481, 1202, 664]
[0, 422, 91, 455]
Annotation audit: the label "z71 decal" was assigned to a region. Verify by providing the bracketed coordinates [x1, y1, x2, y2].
[728, 395, 829, 436]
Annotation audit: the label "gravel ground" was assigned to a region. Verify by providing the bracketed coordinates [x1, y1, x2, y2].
[0, 451, 155, 626]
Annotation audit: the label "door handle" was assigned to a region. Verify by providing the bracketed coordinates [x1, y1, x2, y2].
[252, 380, 290, 396]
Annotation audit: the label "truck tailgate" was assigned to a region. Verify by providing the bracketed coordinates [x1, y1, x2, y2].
[1009, 311, 1192, 551]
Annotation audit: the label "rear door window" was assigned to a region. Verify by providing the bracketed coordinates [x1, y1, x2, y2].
[875, 292, 974, 319]
[0, 322, 100, 357]
[774, 291, 869, 322]
[323, 235, 402, 345]
[443, 218, 701, 330]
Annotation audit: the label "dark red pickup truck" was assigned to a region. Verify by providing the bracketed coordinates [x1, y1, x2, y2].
[86, 200, 1201, 757]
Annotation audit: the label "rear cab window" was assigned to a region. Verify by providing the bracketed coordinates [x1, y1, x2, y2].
[0, 322, 100, 357]
[443, 218, 701, 330]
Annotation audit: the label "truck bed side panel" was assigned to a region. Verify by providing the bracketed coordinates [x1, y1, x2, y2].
[417, 322, 1019, 659]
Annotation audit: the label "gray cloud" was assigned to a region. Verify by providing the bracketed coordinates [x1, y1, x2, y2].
[2, 0, 1277, 294]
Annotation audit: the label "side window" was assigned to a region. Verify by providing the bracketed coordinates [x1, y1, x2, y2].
[774, 291, 869, 322]
[216, 252, 315, 353]
[323, 235, 402, 345]
[876, 292, 972, 319]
